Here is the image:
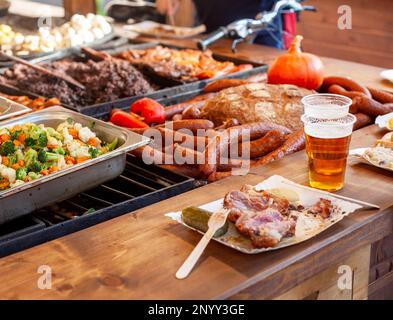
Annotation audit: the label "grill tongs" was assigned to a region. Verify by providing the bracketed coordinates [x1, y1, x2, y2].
[197, 0, 316, 52]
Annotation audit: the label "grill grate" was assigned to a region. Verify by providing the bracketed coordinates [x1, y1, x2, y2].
[0, 154, 195, 257]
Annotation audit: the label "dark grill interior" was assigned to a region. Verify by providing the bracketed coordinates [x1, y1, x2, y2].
[0, 154, 195, 257]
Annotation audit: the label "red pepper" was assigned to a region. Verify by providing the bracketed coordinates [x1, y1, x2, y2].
[110, 110, 148, 129]
[130, 98, 165, 125]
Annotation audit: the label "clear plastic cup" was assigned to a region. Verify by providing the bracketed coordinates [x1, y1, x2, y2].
[302, 94, 352, 119]
[301, 113, 357, 191]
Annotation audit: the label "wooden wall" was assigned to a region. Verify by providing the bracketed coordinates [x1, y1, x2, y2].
[297, 0, 393, 68]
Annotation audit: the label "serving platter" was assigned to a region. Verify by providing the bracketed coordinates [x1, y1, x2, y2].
[0, 95, 30, 121]
[124, 21, 206, 39]
[350, 147, 393, 172]
[166, 175, 363, 254]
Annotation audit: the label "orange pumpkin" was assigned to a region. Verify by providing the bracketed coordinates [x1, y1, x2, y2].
[268, 35, 324, 90]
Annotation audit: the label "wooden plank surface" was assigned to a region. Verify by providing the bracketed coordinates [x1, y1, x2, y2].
[0, 125, 392, 300]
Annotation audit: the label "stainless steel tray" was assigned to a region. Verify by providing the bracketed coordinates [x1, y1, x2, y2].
[0, 106, 150, 223]
[0, 95, 31, 121]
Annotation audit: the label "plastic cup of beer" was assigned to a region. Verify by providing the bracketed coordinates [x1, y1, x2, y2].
[301, 113, 357, 192]
[302, 94, 352, 119]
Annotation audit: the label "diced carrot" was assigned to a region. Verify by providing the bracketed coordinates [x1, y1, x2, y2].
[13, 140, 22, 147]
[68, 128, 79, 139]
[18, 160, 25, 167]
[18, 133, 26, 143]
[76, 156, 90, 164]
[40, 169, 49, 176]
[49, 166, 58, 173]
[65, 156, 76, 165]
[11, 163, 20, 170]
[47, 144, 58, 149]
[87, 138, 97, 147]
[0, 179, 10, 189]
[2, 156, 9, 166]
[10, 125, 22, 132]
[0, 134, 11, 142]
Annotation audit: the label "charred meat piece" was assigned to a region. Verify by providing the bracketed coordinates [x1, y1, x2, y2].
[0, 59, 153, 108]
[117, 46, 245, 82]
[235, 208, 296, 248]
[223, 185, 295, 248]
[308, 198, 334, 219]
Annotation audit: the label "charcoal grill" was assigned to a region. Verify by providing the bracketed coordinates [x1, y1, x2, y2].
[0, 154, 195, 258]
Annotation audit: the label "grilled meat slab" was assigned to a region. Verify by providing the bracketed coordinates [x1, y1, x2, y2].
[223, 185, 296, 248]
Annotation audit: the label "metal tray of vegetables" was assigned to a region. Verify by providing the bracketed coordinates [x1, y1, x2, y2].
[0, 106, 150, 223]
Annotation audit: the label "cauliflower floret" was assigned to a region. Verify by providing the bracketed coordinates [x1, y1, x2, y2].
[11, 180, 25, 188]
[67, 140, 81, 158]
[1, 167, 16, 184]
[75, 146, 91, 158]
[57, 156, 67, 170]
[73, 123, 83, 131]
[78, 127, 96, 143]
[48, 136, 62, 148]
[57, 121, 73, 132]
[62, 127, 73, 145]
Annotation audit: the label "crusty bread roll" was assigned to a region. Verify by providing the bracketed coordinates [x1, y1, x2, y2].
[201, 83, 314, 131]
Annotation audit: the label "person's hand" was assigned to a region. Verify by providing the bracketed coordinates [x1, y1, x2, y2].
[156, 0, 181, 16]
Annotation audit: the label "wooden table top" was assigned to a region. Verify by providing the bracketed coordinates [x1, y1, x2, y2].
[0, 42, 393, 300]
[0, 124, 392, 300]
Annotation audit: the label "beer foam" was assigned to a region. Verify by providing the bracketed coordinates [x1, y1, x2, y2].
[304, 123, 353, 139]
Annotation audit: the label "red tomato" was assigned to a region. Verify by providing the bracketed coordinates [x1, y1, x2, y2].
[110, 110, 148, 129]
[130, 98, 165, 125]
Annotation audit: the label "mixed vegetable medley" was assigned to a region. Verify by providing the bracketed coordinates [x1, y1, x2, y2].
[0, 118, 118, 191]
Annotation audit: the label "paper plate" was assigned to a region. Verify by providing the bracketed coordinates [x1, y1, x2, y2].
[166, 175, 363, 254]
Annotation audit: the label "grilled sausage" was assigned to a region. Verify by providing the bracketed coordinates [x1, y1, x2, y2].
[207, 171, 234, 183]
[157, 120, 214, 133]
[251, 129, 305, 167]
[172, 114, 183, 121]
[157, 127, 211, 150]
[367, 87, 393, 104]
[164, 93, 217, 119]
[322, 76, 371, 97]
[353, 113, 373, 130]
[238, 130, 287, 159]
[203, 79, 249, 93]
[328, 84, 366, 99]
[215, 118, 240, 130]
[352, 96, 392, 116]
[182, 105, 201, 119]
[217, 158, 251, 172]
[229, 122, 292, 141]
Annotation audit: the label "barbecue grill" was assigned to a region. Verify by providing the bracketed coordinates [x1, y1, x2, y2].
[0, 154, 195, 258]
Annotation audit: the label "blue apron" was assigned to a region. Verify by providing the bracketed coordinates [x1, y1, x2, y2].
[193, 0, 283, 49]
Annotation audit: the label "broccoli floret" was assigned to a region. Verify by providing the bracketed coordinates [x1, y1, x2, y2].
[10, 130, 21, 141]
[27, 172, 41, 180]
[24, 149, 38, 170]
[28, 124, 44, 140]
[0, 141, 15, 156]
[38, 150, 61, 163]
[7, 154, 17, 166]
[88, 147, 99, 159]
[16, 168, 27, 180]
[30, 161, 42, 173]
[25, 138, 35, 147]
[37, 133, 48, 148]
[46, 128, 62, 140]
[106, 138, 119, 152]
[52, 147, 65, 155]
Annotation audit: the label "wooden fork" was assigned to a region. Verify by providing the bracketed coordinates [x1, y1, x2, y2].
[176, 208, 230, 280]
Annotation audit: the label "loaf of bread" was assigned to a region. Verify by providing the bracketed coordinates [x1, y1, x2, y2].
[200, 83, 314, 131]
